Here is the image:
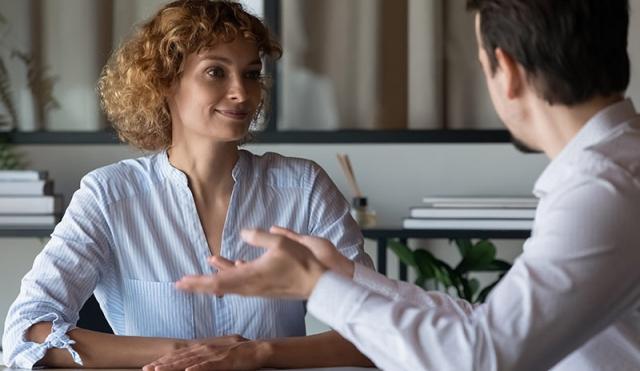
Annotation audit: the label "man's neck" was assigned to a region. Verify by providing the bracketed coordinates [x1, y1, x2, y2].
[533, 94, 624, 159]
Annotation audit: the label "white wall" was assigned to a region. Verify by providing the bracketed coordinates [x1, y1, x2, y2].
[0, 143, 548, 335]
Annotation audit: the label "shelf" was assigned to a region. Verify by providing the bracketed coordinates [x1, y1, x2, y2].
[0, 228, 53, 238]
[362, 227, 530, 240]
[1, 129, 514, 144]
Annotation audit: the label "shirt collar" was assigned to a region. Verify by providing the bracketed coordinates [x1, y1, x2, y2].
[157, 148, 248, 186]
[533, 98, 637, 197]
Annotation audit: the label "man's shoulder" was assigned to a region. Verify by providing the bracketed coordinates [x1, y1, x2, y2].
[583, 119, 640, 181]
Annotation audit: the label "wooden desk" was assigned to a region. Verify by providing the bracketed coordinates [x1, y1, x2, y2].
[3, 367, 378, 370]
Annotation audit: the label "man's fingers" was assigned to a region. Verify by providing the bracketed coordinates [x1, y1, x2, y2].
[208, 255, 234, 270]
[176, 275, 222, 294]
[270, 225, 329, 247]
[177, 267, 259, 297]
[269, 225, 299, 239]
[240, 228, 286, 250]
[270, 225, 314, 245]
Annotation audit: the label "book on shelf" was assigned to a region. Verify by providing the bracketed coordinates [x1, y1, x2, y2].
[0, 170, 48, 181]
[410, 207, 536, 219]
[0, 195, 63, 214]
[0, 214, 60, 227]
[0, 180, 53, 196]
[403, 218, 533, 230]
[422, 196, 538, 209]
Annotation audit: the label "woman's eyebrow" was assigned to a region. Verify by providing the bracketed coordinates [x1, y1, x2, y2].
[199, 55, 262, 66]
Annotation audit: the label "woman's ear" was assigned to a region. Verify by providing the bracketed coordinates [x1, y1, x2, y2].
[494, 48, 524, 100]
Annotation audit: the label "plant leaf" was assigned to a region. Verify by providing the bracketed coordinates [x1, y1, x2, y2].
[454, 238, 473, 257]
[12, 50, 60, 125]
[460, 277, 473, 301]
[477, 259, 512, 272]
[475, 273, 508, 303]
[388, 240, 416, 267]
[0, 140, 24, 170]
[414, 275, 427, 289]
[469, 278, 480, 297]
[432, 262, 454, 288]
[414, 249, 436, 279]
[456, 239, 497, 272]
[0, 57, 18, 129]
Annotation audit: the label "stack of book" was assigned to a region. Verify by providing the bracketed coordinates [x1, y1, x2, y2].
[403, 196, 538, 230]
[0, 170, 63, 229]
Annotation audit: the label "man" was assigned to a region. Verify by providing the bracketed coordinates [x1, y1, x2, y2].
[168, 0, 640, 369]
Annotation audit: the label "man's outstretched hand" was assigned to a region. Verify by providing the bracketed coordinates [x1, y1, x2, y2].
[176, 228, 329, 299]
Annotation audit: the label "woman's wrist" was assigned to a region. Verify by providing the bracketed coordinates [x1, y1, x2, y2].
[247, 340, 276, 368]
[171, 338, 194, 350]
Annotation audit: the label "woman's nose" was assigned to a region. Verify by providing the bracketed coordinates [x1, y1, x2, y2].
[227, 77, 248, 102]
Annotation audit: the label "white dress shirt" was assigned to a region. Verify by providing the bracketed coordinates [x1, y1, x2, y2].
[2, 149, 373, 369]
[308, 99, 640, 371]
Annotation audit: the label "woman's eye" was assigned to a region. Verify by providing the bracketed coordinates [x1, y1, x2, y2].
[207, 67, 225, 78]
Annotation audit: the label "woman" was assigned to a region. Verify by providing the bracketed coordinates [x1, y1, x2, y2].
[2, 1, 372, 368]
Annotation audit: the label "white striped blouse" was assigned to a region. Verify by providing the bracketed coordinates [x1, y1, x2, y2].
[2, 149, 373, 368]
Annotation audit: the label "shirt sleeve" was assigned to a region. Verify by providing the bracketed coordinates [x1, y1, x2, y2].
[352, 263, 476, 313]
[305, 162, 374, 268]
[2, 173, 113, 369]
[308, 170, 640, 371]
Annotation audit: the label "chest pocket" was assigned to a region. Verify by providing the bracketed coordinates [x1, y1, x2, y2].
[122, 278, 195, 339]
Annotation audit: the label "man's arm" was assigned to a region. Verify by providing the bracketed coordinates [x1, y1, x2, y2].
[271, 226, 476, 313]
[179, 178, 640, 371]
[306, 179, 640, 370]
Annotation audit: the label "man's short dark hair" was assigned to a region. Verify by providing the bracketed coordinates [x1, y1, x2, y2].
[467, 0, 630, 106]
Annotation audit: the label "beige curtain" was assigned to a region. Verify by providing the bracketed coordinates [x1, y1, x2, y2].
[444, 0, 500, 129]
[279, 0, 408, 130]
[38, 0, 113, 131]
[0, 0, 169, 131]
[3, 0, 640, 131]
[408, 0, 444, 129]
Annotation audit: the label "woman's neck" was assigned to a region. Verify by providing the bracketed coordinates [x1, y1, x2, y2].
[167, 140, 239, 197]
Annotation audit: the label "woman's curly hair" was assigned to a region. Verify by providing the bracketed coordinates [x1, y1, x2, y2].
[98, 0, 282, 151]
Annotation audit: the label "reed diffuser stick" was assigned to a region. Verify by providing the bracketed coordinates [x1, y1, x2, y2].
[337, 153, 363, 197]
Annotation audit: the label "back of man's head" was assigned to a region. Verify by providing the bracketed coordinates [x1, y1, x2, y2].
[467, 0, 630, 106]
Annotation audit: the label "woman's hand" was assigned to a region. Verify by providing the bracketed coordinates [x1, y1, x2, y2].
[142, 335, 272, 371]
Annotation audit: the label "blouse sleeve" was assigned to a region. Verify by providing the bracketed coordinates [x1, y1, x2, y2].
[2, 173, 113, 369]
[305, 162, 374, 269]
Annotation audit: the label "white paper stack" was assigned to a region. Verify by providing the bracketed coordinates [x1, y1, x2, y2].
[0, 170, 62, 228]
[403, 196, 537, 230]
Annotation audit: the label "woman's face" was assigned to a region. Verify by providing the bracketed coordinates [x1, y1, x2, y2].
[167, 37, 263, 143]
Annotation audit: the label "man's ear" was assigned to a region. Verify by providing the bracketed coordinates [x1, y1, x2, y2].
[494, 48, 524, 100]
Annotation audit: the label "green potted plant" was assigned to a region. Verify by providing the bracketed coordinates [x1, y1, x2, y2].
[0, 138, 23, 169]
[389, 238, 512, 303]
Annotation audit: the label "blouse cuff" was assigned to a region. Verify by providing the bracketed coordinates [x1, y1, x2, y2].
[15, 313, 83, 368]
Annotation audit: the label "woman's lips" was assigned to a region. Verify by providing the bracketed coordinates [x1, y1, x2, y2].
[216, 109, 250, 120]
